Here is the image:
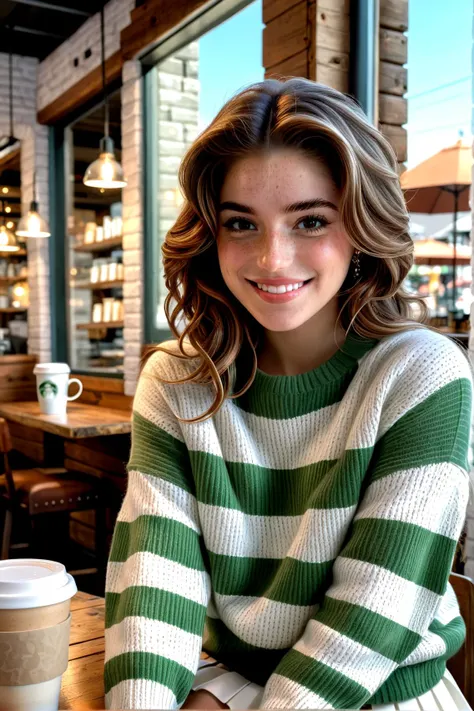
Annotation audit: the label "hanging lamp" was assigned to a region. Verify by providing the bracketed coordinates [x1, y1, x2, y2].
[0, 200, 20, 253]
[83, 6, 126, 189]
[16, 171, 51, 238]
[0, 48, 20, 153]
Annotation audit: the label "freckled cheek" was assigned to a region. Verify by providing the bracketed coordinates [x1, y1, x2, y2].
[217, 243, 248, 282]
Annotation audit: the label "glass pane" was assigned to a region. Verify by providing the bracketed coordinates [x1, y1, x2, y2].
[405, 1, 472, 333]
[154, 0, 263, 333]
[66, 90, 125, 374]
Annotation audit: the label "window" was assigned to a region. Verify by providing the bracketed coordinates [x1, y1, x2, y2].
[143, 0, 263, 343]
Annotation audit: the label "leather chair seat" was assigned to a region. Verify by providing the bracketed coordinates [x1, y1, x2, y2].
[1, 468, 101, 515]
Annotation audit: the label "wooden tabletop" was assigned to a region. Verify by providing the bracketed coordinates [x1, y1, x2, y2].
[61, 591, 106, 710]
[0, 401, 131, 438]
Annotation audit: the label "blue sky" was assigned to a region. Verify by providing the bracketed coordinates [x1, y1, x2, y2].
[406, 0, 472, 166]
[196, 0, 472, 167]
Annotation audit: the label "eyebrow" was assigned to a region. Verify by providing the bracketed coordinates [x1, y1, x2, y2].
[219, 199, 338, 214]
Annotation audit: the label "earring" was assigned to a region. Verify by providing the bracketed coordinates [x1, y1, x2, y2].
[352, 250, 361, 279]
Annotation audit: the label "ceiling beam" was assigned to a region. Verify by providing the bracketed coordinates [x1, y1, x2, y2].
[11, 0, 92, 17]
[12, 24, 66, 38]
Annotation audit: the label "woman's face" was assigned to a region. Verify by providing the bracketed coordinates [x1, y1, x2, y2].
[217, 148, 354, 334]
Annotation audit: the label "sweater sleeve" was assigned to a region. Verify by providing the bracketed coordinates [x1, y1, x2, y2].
[260, 340, 473, 709]
[104, 354, 211, 709]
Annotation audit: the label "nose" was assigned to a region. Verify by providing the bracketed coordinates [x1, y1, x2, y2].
[256, 230, 294, 272]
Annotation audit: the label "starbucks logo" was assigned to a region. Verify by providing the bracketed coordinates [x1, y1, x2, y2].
[39, 380, 58, 399]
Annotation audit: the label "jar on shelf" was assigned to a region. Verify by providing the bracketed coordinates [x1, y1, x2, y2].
[112, 299, 123, 322]
[84, 222, 96, 244]
[90, 260, 101, 284]
[102, 297, 115, 322]
[100, 259, 110, 283]
[0, 261, 7, 277]
[92, 302, 103, 323]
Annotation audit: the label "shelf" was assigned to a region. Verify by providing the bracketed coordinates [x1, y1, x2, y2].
[73, 279, 124, 290]
[0, 308, 27, 313]
[74, 236, 123, 254]
[0, 276, 27, 285]
[77, 321, 124, 331]
[0, 249, 27, 257]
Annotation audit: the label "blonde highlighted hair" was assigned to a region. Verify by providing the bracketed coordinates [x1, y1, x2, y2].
[152, 78, 428, 422]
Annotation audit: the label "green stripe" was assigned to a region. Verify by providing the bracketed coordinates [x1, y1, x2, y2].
[234, 373, 353, 419]
[108, 515, 205, 570]
[209, 552, 332, 605]
[105, 587, 207, 636]
[204, 617, 287, 685]
[430, 616, 466, 660]
[191, 448, 372, 516]
[273, 649, 369, 707]
[128, 412, 193, 493]
[341, 518, 456, 595]
[104, 651, 194, 704]
[317, 596, 421, 663]
[370, 378, 472, 480]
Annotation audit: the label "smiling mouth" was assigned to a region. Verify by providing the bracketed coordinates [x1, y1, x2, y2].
[246, 278, 313, 294]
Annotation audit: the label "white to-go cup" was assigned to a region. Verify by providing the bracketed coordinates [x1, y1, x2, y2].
[33, 363, 83, 416]
[0, 558, 77, 711]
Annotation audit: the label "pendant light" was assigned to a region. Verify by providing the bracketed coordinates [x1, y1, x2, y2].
[0, 48, 20, 153]
[0, 200, 20, 253]
[16, 171, 51, 238]
[83, 5, 126, 189]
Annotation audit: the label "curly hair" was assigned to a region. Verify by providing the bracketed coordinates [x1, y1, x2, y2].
[151, 78, 428, 422]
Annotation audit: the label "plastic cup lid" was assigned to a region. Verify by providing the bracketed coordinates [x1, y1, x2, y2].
[34, 363, 71, 375]
[0, 559, 77, 609]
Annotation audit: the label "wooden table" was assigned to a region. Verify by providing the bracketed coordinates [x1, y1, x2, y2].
[61, 591, 106, 710]
[0, 401, 131, 439]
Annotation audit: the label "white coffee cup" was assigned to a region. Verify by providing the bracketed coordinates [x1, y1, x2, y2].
[0, 558, 77, 711]
[33, 363, 83, 416]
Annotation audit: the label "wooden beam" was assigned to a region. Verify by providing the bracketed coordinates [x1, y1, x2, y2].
[264, 49, 307, 79]
[380, 123, 407, 162]
[263, 0, 307, 71]
[379, 28, 407, 65]
[121, 0, 208, 62]
[380, 61, 407, 96]
[37, 50, 122, 126]
[262, 0, 301, 24]
[379, 93, 407, 125]
[380, 0, 408, 32]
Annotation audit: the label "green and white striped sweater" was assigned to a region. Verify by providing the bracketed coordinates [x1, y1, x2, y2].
[104, 328, 473, 710]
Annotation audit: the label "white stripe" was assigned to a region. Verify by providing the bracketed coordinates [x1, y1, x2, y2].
[328, 558, 441, 635]
[120, 471, 200, 534]
[434, 584, 462, 626]
[105, 616, 201, 673]
[294, 619, 396, 693]
[105, 678, 178, 710]
[214, 592, 315, 648]
[400, 630, 447, 667]
[133, 363, 186, 443]
[200, 503, 355, 562]
[106, 552, 211, 607]
[261, 673, 328, 709]
[354, 464, 468, 540]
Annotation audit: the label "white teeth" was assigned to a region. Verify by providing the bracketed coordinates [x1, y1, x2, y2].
[256, 282, 305, 294]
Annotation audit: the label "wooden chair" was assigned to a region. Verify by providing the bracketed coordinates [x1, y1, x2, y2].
[0, 418, 107, 580]
[447, 572, 474, 705]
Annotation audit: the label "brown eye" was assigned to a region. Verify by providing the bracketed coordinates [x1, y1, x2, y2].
[296, 215, 328, 232]
[224, 218, 257, 232]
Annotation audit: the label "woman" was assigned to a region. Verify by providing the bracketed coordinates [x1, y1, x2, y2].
[104, 79, 473, 710]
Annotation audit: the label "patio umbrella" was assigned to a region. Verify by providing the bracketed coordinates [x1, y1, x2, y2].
[413, 238, 471, 266]
[401, 139, 472, 309]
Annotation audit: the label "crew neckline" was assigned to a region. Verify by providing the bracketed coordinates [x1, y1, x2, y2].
[250, 330, 379, 396]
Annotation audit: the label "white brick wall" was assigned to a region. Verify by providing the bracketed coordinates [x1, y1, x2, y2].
[0, 53, 51, 362]
[121, 60, 144, 395]
[37, 0, 135, 113]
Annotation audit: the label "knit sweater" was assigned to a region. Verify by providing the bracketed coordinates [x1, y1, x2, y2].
[104, 327, 473, 710]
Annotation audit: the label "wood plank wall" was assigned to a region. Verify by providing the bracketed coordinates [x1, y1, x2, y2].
[263, 0, 350, 92]
[379, 0, 408, 172]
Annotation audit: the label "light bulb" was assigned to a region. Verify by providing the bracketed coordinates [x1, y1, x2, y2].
[2, 187, 8, 194]
[6, 221, 13, 229]
[100, 158, 114, 183]
[5, 206, 11, 214]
